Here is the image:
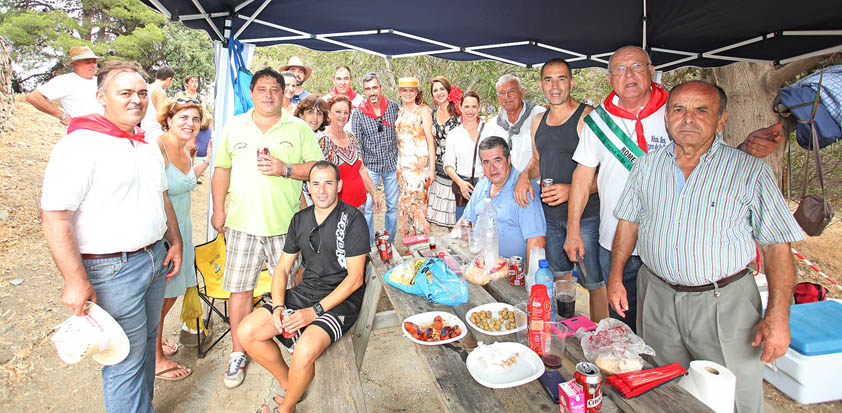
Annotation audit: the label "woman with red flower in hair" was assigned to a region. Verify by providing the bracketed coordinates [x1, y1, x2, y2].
[426, 76, 462, 228]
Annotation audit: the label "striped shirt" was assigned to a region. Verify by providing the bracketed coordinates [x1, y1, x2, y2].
[350, 100, 399, 173]
[614, 138, 804, 285]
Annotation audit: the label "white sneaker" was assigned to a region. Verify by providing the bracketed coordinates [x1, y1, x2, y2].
[223, 352, 248, 389]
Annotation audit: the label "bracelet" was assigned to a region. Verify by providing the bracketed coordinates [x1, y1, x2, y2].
[271, 304, 286, 313]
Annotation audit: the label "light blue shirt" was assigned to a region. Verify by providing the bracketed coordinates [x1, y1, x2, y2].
[465, 168, 547, 258]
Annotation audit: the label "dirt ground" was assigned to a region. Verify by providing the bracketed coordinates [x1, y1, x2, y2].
[1, 95, 841, 411]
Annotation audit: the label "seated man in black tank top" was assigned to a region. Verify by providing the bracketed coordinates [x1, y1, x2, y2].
[513, 57, 607, 323]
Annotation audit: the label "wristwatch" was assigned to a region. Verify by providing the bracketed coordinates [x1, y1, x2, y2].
[58, 112, 68, 122]
[312, 302, 324, 317]
[284, 164, 293, 178]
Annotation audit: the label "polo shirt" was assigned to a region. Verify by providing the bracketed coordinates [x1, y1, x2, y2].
[614, 138, 805, 285]
[572, 94, 670, 252]
[284, 200, 370, 298]
[214, 109, 324, 236]
[465, 168, 547, 258]
[41, 129, 168, 254]
[36, 72, 103, 118]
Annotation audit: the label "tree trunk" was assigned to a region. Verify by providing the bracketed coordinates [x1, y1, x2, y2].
[710, 62, 783, 177]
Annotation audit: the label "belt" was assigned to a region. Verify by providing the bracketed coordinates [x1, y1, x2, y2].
[661, 269, 749, 293]
[80, 241, 158, 260]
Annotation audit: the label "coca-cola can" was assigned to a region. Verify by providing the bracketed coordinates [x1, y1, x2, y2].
[280, 309, 296, 338]
[574, 362, 602, 413]
[508, 256, 524, 286]
[378, 231, 392, 260]
[257, 146, 269, 164]
[541, 178, 554, 189]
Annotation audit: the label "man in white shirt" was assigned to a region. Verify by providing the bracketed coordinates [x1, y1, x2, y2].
[322, 65, 364, 109]
[41, 60, 182, 412]
[482, 74, 546, 171]
[26, 46, 104, 125]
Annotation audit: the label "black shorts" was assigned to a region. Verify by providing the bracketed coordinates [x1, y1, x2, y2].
[261, 287, 363, 353]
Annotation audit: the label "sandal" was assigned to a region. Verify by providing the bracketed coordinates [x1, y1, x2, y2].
[255, 388, 308, 413]
[155, 364, 192, 381]
[162, 338, 181, 356]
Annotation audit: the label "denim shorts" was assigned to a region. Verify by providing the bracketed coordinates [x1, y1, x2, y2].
[545, 215, 603, 290]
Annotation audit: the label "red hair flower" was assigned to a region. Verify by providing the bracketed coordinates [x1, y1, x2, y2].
[448, 86, 463, 114]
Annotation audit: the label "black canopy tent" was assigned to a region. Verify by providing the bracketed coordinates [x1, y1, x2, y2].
[142, 0, 842, 70]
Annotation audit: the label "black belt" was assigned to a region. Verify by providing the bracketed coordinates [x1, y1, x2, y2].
[661, 270, 749, 293]
[81, 241, 158, 260]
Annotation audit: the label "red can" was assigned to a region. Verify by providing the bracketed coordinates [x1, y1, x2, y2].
[508, 256, 524, 286]
[378, 230, 392, 260]
[257, 146, 269, 165]
[574, 362, 602, 413]
[279, 309, 296, 338]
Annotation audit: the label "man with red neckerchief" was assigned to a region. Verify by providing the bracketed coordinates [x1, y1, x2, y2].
[41, 60, 182, 412]
[322, 66, 364, 109]
[564, 46, 784, 332]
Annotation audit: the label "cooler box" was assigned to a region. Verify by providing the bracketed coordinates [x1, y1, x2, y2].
[763, 300, 842, 404]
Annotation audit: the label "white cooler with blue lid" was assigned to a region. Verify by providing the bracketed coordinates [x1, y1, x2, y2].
[763, 300, 842, 404]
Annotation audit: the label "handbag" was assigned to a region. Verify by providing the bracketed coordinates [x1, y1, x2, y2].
[452, 122, 484, 207]
[793, 121, 834, 236]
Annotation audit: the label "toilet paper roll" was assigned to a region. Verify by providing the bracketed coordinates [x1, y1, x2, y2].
[678, 360, 736, 413]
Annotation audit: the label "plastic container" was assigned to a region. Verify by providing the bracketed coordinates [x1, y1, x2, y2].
[525, 246, 546, 293]
[535, 260, 555, 320]
[528, 284, 552, 356]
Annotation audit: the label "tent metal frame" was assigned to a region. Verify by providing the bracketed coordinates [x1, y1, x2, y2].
[147, 0, 842, 70]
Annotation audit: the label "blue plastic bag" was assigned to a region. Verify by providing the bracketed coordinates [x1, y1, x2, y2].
[383, 258, 468, 306]
[229, 39, 253, 115]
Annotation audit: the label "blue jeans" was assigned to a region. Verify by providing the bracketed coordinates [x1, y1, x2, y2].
[599, 246, 642, 333]
[84, 240, 167, 413]
[546, 215, 603, 290]
[455, 205, 466, 222]
[364, 170, 399, 242]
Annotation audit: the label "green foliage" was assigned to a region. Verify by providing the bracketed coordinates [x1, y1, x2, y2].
[0, 0, 211, 92]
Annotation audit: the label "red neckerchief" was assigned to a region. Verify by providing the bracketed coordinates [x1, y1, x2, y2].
[67, 114, 147, 144]
[333, 87, 358, 105]
[360, 97, 392, 127]
[602, 82, 667, 153]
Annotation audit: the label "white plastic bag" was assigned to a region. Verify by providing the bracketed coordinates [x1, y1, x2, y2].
[575, 318, 655, 375]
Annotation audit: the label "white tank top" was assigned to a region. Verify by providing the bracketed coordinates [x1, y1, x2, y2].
[140, 82, 164, 139]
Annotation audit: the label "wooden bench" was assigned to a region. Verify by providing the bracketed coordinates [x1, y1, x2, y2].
[293, 255, 383, 412]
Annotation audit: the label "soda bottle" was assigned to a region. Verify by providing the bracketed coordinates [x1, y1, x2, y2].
[528, 284, 552, 356]
[535, 259, 555, 320]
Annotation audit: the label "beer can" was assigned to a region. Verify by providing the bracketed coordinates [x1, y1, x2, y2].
[378, 231, 392, 260]
[541, 178, 554, 188]
[574, 362, 602, 413]
[280, 309, 296, 338]
[509, 256, 524, 286]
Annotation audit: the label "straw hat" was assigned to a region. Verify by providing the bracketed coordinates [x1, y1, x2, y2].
[398, 77, 420, 88]
[64, 46, 102, 66]
[280, 56, 312, 82]
[51, 302, 130, 366]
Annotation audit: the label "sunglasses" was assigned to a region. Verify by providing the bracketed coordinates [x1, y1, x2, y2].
[170, 97, 201, 111]
[309, 226, 321, 254]
[377, 117, 385, 132]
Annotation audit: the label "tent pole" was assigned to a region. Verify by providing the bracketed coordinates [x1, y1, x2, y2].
[642, 0, 648, 49]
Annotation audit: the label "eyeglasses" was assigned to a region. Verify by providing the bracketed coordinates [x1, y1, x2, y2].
[608, 63, 651, 76]
[496, 89, 519, 98]
[170, 97, 201, 110]
[309, 226, 321, 254]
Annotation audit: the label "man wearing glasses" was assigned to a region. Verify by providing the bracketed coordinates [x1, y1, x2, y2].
[565, 46, 785, 333]
[463, 137, 546, 272]
[238, 161, 370, 413]
[211, 67, 324, 389]
[351, 73, 400, 242]
[483, 74, 546, 172]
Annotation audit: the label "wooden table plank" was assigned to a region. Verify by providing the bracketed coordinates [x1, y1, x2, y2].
[442, 235, 712, 413]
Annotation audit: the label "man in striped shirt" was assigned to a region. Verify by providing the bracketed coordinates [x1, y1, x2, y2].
[611, 80, 804, 413]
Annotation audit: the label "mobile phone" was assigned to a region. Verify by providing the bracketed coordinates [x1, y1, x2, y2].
[538, 370, 566, 404]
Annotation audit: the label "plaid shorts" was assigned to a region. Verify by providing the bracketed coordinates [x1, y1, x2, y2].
[222, 229, 297, 293]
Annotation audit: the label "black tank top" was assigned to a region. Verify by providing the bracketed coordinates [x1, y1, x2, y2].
[534, 104, 600, 220]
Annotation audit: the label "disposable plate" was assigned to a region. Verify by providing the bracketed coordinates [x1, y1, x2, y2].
[466, 302, 526, 336]
[466, 342, 545, 388]
[401, 311, 467, 345]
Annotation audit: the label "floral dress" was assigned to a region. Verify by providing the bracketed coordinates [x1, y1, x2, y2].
[427, 107, 460, 227]
[395, 104, 432, 237]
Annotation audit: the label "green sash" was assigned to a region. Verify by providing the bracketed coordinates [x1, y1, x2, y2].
[583, 105, 646, 171]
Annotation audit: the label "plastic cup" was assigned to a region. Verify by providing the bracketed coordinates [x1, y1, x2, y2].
[514, 302, 529, 346]
[554, 279, 577, 320]
[542, 321, 569, 369]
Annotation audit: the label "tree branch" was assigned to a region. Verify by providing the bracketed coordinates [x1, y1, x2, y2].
[766, 56, 824, 90]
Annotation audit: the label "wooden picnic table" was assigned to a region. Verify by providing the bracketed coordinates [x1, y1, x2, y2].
[428, 233, 713, 413]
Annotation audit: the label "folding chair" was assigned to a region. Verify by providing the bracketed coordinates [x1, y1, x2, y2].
[193, 233, 272, 358]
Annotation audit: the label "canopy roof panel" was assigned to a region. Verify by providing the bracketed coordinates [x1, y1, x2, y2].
[143, 0, 842, 69]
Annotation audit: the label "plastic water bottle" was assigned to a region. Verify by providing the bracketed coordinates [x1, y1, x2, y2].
[535, 259, 555, 320]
